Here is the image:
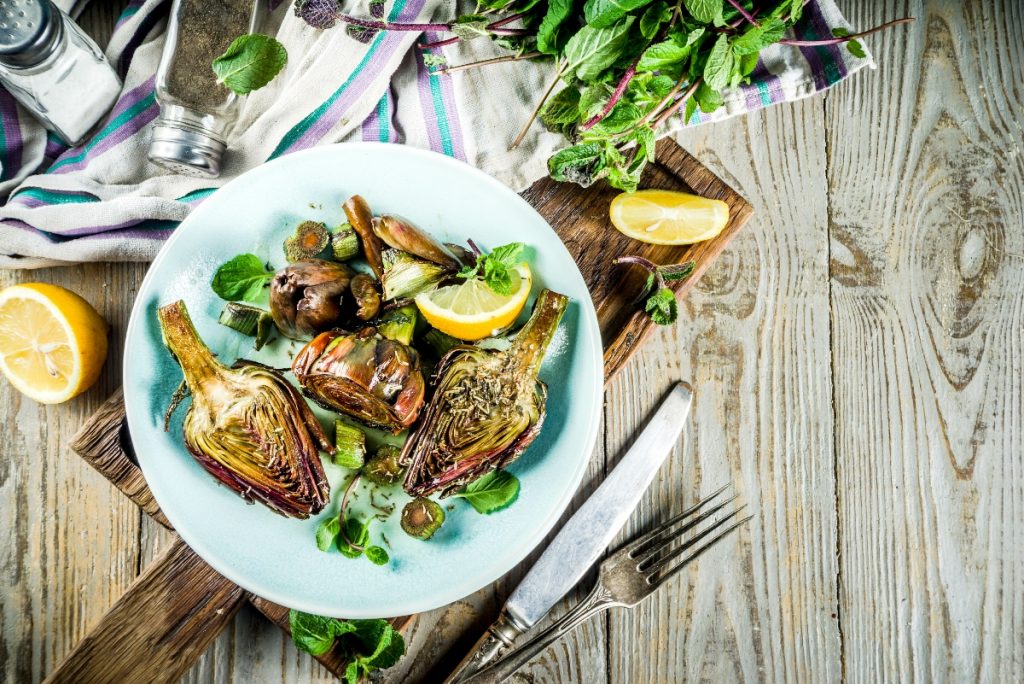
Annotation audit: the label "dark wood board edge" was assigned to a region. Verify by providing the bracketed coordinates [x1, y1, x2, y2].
[43, 538, 247, 684]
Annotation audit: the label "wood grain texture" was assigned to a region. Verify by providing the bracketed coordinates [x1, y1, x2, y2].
[43, 538, 247, 684]
[826, 1, 1024, 681]
[4, 1, 1023, 683]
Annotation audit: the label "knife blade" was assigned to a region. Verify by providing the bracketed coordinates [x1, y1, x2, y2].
[445, 382, 693, 683]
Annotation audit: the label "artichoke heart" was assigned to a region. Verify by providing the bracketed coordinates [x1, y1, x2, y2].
[157, 300, 332, 519]
[292, 327, 426, 433]
[402, 289, 568, 497]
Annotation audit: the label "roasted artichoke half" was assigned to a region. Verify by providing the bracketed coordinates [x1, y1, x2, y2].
[292, 327, 426, 433]
[157, 300, 332, 518]
[402, 289, 568, 496]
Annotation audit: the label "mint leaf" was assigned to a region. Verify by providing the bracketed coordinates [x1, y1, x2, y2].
[365, 545, 389, 565]
[288, 610, 356, 657]
[536, 0, 573, 55]
[583, 0, 653, 29]
[564, 17, 634, 82]
[645, 287, 678, 325]
[548, 143, 606, 186]
[702, 34, 733, 91]
[212, 34, 287, 96]
[457, 242, 525, 295]
[638, 39, 692, 72]
[350, 619, 406, 670]
[454, 470, 520, 514]
[660, 261, 696, 281]
[732, 17, 786, 55]
[488, 242, 525, 267]
[684, 0, 723, 24]
[846, 40, 866, 59]
[639, 1, 672, 39]
[315, 516, 341, 552]
[451, 14, 490, 41]
[211, 254, 273, 301]
[540, 87, 581, 128]
[338, 516, 370, 558]
[587, 101, 643, 136]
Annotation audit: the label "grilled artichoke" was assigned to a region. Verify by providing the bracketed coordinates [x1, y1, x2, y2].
[292, 327, 426, 432]
[402, 290, 568, 496]
[157, 300, 332, 518]
[270, 259, 354, 339]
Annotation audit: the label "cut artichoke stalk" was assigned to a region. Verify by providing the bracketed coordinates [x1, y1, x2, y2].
[218, 302, 275, 351]
[284, 221, 330, 262]
[334, 419, 367, 469]
[157, 300, 332, 519]
[270, 259, 354, 339]
[380, 248, 449, 301]
[292, 326, 427, 433]
[363, 444, 404, 485]
[330, 223, 360, 261]
[402, 289, 568, 497]
[376, 303, 419, 346]
[372, 215, 462, 271]
[401, 497, 445, 540]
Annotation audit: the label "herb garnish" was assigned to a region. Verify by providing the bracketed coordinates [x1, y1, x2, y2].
[453, 470, 521, 514]
[212, 34, 288, 96]
[316, 474, 390, 565]
[289, 610, 405, 682]
[615, 255, 695, 325]
[295, 0, 912, 191]
[211, 253, 274, 301]
[457, 241, 526, 295]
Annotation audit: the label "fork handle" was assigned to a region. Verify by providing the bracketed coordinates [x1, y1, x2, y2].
[443, 612, 525, 683]
[460, 583, 618, 684]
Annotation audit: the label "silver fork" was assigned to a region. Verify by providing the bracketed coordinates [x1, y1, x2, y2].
[461, 486, 752, 684]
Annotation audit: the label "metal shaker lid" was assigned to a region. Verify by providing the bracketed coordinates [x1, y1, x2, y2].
[0, 0, 61, 68]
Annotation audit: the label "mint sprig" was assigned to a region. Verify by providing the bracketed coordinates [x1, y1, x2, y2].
[457, 242, 526, 295]
[453, 470, 520, 514]
[615, 256, 695, 326]
[212, 34, 287, 96]
[288, 610, 405, 681]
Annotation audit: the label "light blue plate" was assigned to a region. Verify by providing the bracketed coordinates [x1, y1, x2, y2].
[123, 143, 603, 618]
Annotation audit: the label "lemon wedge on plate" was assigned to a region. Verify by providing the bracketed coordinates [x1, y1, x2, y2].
[0, 283, 108, 404]
[610, 189, 730, 245]
[415, 264, 532, 341]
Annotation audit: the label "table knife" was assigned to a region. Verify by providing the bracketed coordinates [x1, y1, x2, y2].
[444, 381, 693, 683]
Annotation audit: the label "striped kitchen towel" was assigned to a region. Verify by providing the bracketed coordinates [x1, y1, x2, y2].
[0, 0, 872, 268]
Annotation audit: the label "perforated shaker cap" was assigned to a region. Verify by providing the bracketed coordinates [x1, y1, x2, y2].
[0, 0, 61, 68]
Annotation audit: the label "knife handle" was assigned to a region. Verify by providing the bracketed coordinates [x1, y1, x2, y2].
[443, 612, 525, 684]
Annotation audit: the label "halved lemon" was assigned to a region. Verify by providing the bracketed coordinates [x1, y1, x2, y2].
[415, 264, 532, 341]
[610, 189, 730, 245]
[0, 283, 108, 404]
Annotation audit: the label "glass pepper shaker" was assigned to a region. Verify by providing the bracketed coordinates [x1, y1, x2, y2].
[0, 0, 121, 145]
[148, 0, 259, 178]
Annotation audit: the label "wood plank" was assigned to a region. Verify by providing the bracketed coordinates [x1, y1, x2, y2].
[43, 538, 247, 684]
[826, 0, 1024, 681]
[602, 100, 842, 682]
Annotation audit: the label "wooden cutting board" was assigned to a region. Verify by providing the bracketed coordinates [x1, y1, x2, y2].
[51, 139, 752, 683]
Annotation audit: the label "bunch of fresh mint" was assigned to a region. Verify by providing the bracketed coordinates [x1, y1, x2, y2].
[289, 610, 405, 682]
[287, 0, 909, 191]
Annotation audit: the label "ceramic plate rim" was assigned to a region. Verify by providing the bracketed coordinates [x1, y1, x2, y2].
[123, 143, 603, 618]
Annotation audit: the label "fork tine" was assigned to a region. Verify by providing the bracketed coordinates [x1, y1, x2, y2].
[630, 494, 737, 562]
[638, 505, 748, 573]
[626, 484, 731, 558]
[646, 513, 753, 587]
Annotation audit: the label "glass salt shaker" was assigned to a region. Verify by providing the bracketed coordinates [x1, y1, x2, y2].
[149, 0, 259, 178]
[0, 0, 121, 145]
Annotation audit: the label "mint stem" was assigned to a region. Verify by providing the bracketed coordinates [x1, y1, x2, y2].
[725, 0, 759, 27]
[418, 12, 527, 49]
[441, 51, 542, 75]
[581, 57, 639, 131]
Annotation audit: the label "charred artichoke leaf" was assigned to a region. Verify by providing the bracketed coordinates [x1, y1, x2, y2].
[270, 259, 354, 339]
[157, 300, 332, 519]
[292, 326, 426, 433]
[380, 249, 448, 301]
[350, 273, 381, 320]
[375, 303, 419, 346]
[372, 215, 461, 270]
[401, 290, 568, 497]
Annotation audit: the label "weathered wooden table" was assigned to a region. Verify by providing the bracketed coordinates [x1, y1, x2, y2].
[2, 1, 1021, 682]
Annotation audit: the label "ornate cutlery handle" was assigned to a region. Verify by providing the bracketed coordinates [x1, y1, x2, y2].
[461, 583, 618, 684]
[444, 612, 525, 683]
